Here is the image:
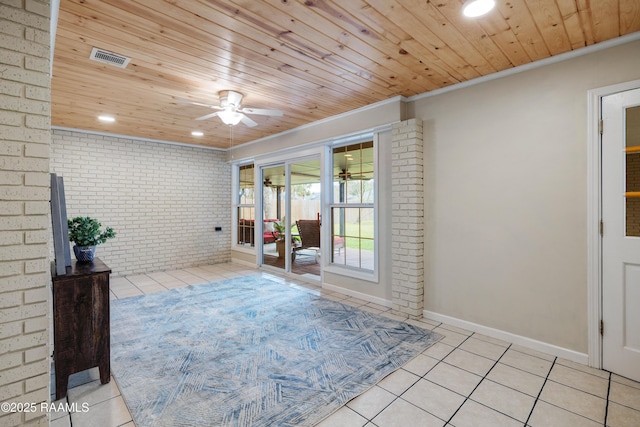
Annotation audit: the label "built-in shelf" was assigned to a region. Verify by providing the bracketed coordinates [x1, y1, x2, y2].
[625, 146, 640, 153]
[625, 192, 640, 198]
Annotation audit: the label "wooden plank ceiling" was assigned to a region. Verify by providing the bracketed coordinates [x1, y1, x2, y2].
[52, 0, 640, 149]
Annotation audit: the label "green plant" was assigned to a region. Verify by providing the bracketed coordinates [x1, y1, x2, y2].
[67, 216, 116, 246]
[273, 220, 286, 241]
[272, 218, 301, 242]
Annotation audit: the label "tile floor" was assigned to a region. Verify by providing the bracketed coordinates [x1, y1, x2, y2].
[49, 262, 640, 427]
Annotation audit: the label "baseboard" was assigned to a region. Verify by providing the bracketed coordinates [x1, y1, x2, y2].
[322, 283, 392, 308]
[423, 310, 589, 365]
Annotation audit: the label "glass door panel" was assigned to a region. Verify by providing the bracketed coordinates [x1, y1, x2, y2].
[262, 165, 286, 270]
[290, 159, 321, 279]
[626, 105, 640, 237]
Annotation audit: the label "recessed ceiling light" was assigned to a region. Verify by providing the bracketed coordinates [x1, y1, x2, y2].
[98, 115, 115, 123]
[191, 131, 204, 137]
[462, 0, 495, 17]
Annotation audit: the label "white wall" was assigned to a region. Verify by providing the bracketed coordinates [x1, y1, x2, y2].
[51, 130, 231, 276]
[416, 39, 640, 353]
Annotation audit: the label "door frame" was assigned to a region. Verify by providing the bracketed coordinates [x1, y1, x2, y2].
[587, 78, 640, 370]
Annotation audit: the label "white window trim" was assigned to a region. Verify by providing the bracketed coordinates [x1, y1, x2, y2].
[323, 134, 379, 282]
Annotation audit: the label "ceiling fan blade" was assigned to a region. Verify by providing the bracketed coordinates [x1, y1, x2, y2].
[241, 107, 283, 117]
[175, 99, 220, 109]
[291, 171, 320, 178]
[240, 114, 258, 127]
[195, 112, 220, 121]
[178, 91, 282, 127]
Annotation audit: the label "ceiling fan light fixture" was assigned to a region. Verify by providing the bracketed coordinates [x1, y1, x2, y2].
[462, 0, 495, 17]
[218, 109, 243, 126]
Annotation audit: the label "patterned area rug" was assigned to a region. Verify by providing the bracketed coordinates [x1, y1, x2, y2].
[110, 275, 442, 426]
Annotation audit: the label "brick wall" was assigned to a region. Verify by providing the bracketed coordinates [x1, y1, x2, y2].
[391, 119, 424, 318]
[51, 130, 231, 276]
[0, 0, 51, 425]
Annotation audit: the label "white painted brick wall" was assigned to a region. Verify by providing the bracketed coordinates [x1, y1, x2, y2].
[0, 0, 51, 425]
[50, 130, 232, 276]
[391, 119, 424, 318]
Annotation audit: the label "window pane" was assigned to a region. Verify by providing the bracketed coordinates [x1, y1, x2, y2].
[237, 206, 255, 246]
[333, 141, 374, 204]
[626, 106, 640, 237]
[331, 207, 374, 271]
[262, 165, 286, 270]
[290, 159, 322, 223]
[331, 141, 375, 272]
[239, 164, 255, 205]
[263, 165, 285, 221]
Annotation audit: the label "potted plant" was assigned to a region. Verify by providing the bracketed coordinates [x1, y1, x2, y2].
[272, 219, 301, 259]
[273, 219, 287, 259]
[67, 216, 116, 262]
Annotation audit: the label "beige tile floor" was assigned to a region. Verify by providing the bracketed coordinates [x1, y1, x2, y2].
[49, 262, 640, 427]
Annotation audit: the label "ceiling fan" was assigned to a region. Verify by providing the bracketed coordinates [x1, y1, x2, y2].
[338, 168, 372, 181]
[339, 169, 352, 180]
[178, 90, 283, 127]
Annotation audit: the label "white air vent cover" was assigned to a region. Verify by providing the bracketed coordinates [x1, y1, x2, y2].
[89, 47, 131, 68]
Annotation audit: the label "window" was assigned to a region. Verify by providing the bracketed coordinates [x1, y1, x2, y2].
[330, 141, 375, 271]
[236, 164, 255, 247]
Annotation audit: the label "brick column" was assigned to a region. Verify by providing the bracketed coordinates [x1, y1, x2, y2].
[391, 119, 424, 318]
[0, 1, 52, 425]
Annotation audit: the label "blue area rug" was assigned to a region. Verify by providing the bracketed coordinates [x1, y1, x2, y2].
[110, 275, 442, 426]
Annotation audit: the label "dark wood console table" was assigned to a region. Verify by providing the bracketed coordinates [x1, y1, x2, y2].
[51, 257, 111, 400]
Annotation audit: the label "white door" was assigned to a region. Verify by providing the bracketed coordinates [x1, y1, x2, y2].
[602, 88, 640, 382]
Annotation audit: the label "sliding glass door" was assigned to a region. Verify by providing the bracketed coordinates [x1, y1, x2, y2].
[261, 165, 286, 270]
[260, 157, 321, 279]
[290, 159, 322, 278]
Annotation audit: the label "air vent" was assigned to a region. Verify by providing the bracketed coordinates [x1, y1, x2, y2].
[89, 47, 131, 68]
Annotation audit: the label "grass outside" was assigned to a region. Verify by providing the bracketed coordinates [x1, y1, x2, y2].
[338, 220, 374, 251]
[283, 220, 374, 251]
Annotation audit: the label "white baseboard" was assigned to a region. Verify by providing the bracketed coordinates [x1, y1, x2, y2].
[423, 309, 589, 365]
[322, 283, 392, 308]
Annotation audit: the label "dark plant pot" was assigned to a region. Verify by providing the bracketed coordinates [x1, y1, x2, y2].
[74, 245, 96, 262]
[276, 240, 286, 259]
